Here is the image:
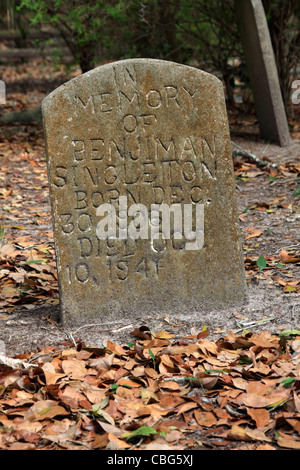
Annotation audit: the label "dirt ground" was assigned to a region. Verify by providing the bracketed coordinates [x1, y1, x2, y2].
[0, 60, 299, 357]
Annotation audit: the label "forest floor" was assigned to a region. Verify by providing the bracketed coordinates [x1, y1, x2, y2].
[0, 59, 299, 450]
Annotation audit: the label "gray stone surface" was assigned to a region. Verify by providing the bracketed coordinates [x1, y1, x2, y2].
[235, 0, 290, 147]
[42, 58, 246, 326]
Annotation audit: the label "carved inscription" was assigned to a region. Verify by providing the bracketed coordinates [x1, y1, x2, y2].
[49, 65, 219, 285]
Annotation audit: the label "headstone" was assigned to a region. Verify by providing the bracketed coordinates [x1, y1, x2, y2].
[42, 59, 246, 326]
[234, 0, 290, 147]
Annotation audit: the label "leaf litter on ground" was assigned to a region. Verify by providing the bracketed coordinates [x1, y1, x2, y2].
[0, 61, 299, 450]
[0, 325, 299, 450]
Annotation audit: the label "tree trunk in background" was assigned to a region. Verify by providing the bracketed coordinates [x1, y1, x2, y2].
[262, 0, 300, 112]
[157, 0, 180, 61]
[234, 0, 290, 146]
[134, 0, 180, 61]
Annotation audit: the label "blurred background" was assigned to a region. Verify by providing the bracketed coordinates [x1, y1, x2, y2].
[0, 0, 299, 126]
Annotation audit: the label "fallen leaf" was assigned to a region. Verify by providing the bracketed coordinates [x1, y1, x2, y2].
[277, 432, 300, 449]
[242, 389, 290, 408]
[279, 250, 300, 263]
[107, 432, 131, 449]
[58, 385, 92, 410]
[244, 228, 263, 240]
[25, 400, 69, 421]
[247, 408, 270, 427]
[194, 410, 217, 427]
[221, 424, 271, 442]
[61, 358, 87, 380]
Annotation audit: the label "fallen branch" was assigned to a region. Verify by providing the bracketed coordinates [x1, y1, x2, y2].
[68, 321, 124, 347]
[231, 141, 278, 168]
[276, 243, 300, 254]
[233, 317, 275, 334]
[0, 354, 38, 369]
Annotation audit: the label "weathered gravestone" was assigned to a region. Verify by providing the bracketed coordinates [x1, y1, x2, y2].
[42, 59, 246, 326]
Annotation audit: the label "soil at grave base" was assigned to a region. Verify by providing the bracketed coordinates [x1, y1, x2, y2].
[1, 132, 299, 357]
[0, 281, 299, 357]
[0, 134, 299, 357]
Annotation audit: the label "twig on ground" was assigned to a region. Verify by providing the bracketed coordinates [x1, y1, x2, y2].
[290, 305, 296, 322]
[233, 317, 275, 334]
[269, 177, 297, 186]
[68, 321, 124, 347]
[0, 354, 38, 369]
[231, 141, 278, 168]
[13, 241, 54, 250]
[225, 405, 245, 418]
[163, 376, 187, 385]
[111, 324, 133, 333]
[275, 243, 300, 254]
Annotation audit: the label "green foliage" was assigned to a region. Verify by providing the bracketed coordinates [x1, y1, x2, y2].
[18, 0, 243, 76]
[0, 225, 5, 247]
[257, 256, 267, 271]
[281, 377, 296, 388]
[121, 425, 157, 441]
[18, 0, 132, 71]
[16, 0, 300, 110]
[280, 329, 300, 338]
[293, 189, 300, 198]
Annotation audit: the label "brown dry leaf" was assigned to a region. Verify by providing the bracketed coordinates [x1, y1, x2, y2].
[141, 387, 159, 404]
[155, 330, 175, 339]
[58, 385, 92, 410]
[277, 432, 300, 449]
[242, 388, 290, 408]
[244, 228, 263, 240]
[279, 249, 300, 263]
[175, 401, 199, 415]
[42, 362, 67, 385]
[256, 443, 277, 450]
[107, 432, 131, 449]
[249, 331, 280, 348]
[61, 358, 87, 380]
[222, 424, 272, 442]
[293, 392, 300, 413]
[130, 326, 151, 340]
[42, 419, 78, 444]
[24, 400, 69, 421]
[247, 408, 270, 427]
[194, 410, 218, 427]
[8, 442, 36, 450]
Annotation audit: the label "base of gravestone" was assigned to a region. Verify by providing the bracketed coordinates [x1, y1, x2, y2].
[58, 289, 249, 329]
[1, 282, 298, 356]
